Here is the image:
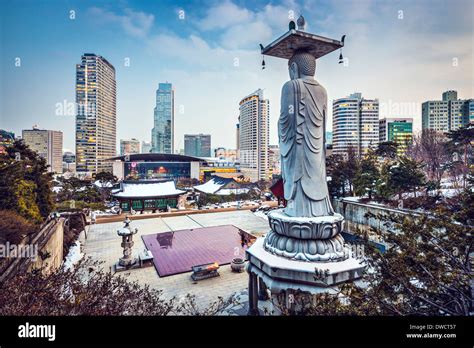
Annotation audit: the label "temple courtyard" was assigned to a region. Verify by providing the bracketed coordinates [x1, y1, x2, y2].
[78, 210, 270, 313]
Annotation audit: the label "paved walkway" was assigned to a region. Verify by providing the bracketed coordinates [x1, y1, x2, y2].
[80, 210, 270, 312]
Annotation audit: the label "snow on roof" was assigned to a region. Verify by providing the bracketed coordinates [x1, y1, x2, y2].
[195, 177, 251, 196]
[94, 180, 113, 188]
[51, 186, 63, 193]
[194, 177, 228, 194]
[112, 181, 185, 198]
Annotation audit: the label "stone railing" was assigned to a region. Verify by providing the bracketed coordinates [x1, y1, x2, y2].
[332, 198, 421, 236]
[0, 217, 64, 282]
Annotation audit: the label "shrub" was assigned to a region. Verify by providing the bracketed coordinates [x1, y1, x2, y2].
[0, 210, 38, 244]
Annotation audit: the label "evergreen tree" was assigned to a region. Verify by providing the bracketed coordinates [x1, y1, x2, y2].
[326, 153, 346, 197]
[387, 156, 426, 199]
[340, 146, 359, 196]
[354, 150, 380, 200]
[0, 140, 53, 223]
[375, 141, 399, 160]
[446, 124, 473, 188]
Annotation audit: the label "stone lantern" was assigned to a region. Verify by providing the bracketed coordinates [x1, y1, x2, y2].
[114, 216, 139, 271]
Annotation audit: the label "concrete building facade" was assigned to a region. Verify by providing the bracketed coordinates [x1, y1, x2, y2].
[184, 134, 211, 157]
[120, 138, 141, 156]
[422, 90, 471, 132]
[22, 127, 63, 173]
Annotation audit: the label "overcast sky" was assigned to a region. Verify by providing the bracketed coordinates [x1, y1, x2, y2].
[1, 0, 472, 152]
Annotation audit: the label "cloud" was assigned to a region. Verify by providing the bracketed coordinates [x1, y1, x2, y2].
[220, 21, 273, 50]
[88, 7, 154, 38]
[196, 1, 300, 49]
[197, 0, 253, 30]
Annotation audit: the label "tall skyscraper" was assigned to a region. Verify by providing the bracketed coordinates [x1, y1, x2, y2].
[75, 53, 116, 174]
[22, 127, 63, 173]
[184, 134, 211, 157]
[151, 82, 174, 154]
[332, 93, 379, 156]
[379, 118, 413, 155]
[141, 141, 152, 154]
[422, 90, 471, 132]
[120, 138, 140, 155]
[238, 89, 270, 182]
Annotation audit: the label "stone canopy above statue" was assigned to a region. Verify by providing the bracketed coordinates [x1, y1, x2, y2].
[261, 29, 343, 60]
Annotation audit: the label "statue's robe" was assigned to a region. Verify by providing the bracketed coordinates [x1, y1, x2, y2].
[279, 78, 334, 217]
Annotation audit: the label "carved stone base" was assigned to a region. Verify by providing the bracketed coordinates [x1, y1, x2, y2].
[264, 230, 349, 262]
[264, 209, 348, 262]
[267, 209, 344, 239]
[247, 238, 365, 289]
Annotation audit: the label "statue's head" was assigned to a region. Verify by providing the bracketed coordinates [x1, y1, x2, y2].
[288, 50, 316, 79]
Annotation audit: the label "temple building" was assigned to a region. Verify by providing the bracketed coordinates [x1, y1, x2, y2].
[112, 180, 185, 213]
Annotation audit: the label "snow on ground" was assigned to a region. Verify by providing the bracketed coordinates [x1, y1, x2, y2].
[216, 188, 250, 195]
[63, 240, 84, 271]
[344, 185, 469, 204]
[253, 210, 269, 221]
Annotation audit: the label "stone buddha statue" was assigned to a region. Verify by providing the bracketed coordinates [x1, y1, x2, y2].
[279, 49, 334, 218]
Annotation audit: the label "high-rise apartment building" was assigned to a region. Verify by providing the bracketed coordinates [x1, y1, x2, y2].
[332, 93, 379, 156]
[238, 89, 270, 182]
[379, 118, 413, 155]
[120, 138, 141, 155]
[22, 127, 63, 173]
[151, 83, 174, 154]
[422, 90, 471, 132]
[141, 141, 152, 154]
[75, 53, 116, 174]
[184, 134, 211, 157]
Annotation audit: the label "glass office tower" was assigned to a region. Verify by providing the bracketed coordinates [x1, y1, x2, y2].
[151, 83, 174, 154]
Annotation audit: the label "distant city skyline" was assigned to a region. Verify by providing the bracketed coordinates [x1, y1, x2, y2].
[1, 0, 472, 152]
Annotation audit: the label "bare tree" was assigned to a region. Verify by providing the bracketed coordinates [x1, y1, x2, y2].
[0, 258, 232, 316]
[407, 129, 450, 184]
